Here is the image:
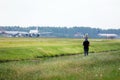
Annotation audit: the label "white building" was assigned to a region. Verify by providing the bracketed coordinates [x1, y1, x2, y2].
[98, 33, 118, 39]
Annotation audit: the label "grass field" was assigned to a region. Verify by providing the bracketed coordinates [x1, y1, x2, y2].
[0, 38, 120, 61]
[0, 38, 120, 80]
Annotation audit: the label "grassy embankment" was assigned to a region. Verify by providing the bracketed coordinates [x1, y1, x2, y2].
[0, 38, 120, 61]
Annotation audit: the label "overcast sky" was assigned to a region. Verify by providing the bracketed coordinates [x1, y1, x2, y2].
[0, 0, 120, 29]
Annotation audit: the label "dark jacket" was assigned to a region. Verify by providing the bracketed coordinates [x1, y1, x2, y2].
[83, 40, 89, 49]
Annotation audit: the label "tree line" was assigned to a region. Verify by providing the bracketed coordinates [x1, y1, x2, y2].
[0, 26, 120, 38]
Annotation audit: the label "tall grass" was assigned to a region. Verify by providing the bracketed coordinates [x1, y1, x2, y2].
[0, 50, 120, 80]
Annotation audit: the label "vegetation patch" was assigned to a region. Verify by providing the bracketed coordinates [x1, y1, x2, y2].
[0, 50, 120, 80]
[0, 38, 120, 80]
[0, 38, 120, 61]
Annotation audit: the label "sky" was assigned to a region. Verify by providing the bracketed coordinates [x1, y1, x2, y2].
[0, 0, 120, 29]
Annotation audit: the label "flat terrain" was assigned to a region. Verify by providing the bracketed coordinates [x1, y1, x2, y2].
[0, 38, 120, 61]
[0, 38, 120, 80]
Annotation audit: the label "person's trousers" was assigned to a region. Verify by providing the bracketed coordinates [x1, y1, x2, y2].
[84, 48, 89, 56]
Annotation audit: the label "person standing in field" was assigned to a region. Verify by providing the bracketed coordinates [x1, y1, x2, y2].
[83, 33, 90, 56]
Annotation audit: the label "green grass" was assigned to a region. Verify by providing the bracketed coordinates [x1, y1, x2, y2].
[0, 38, 120, 80]
[0, 50, 120, 80]
[0, 38, 120, 61]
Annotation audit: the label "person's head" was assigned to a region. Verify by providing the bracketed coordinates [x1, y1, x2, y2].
[84, 33, 88, 41]
[85, 38, 88, 41]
